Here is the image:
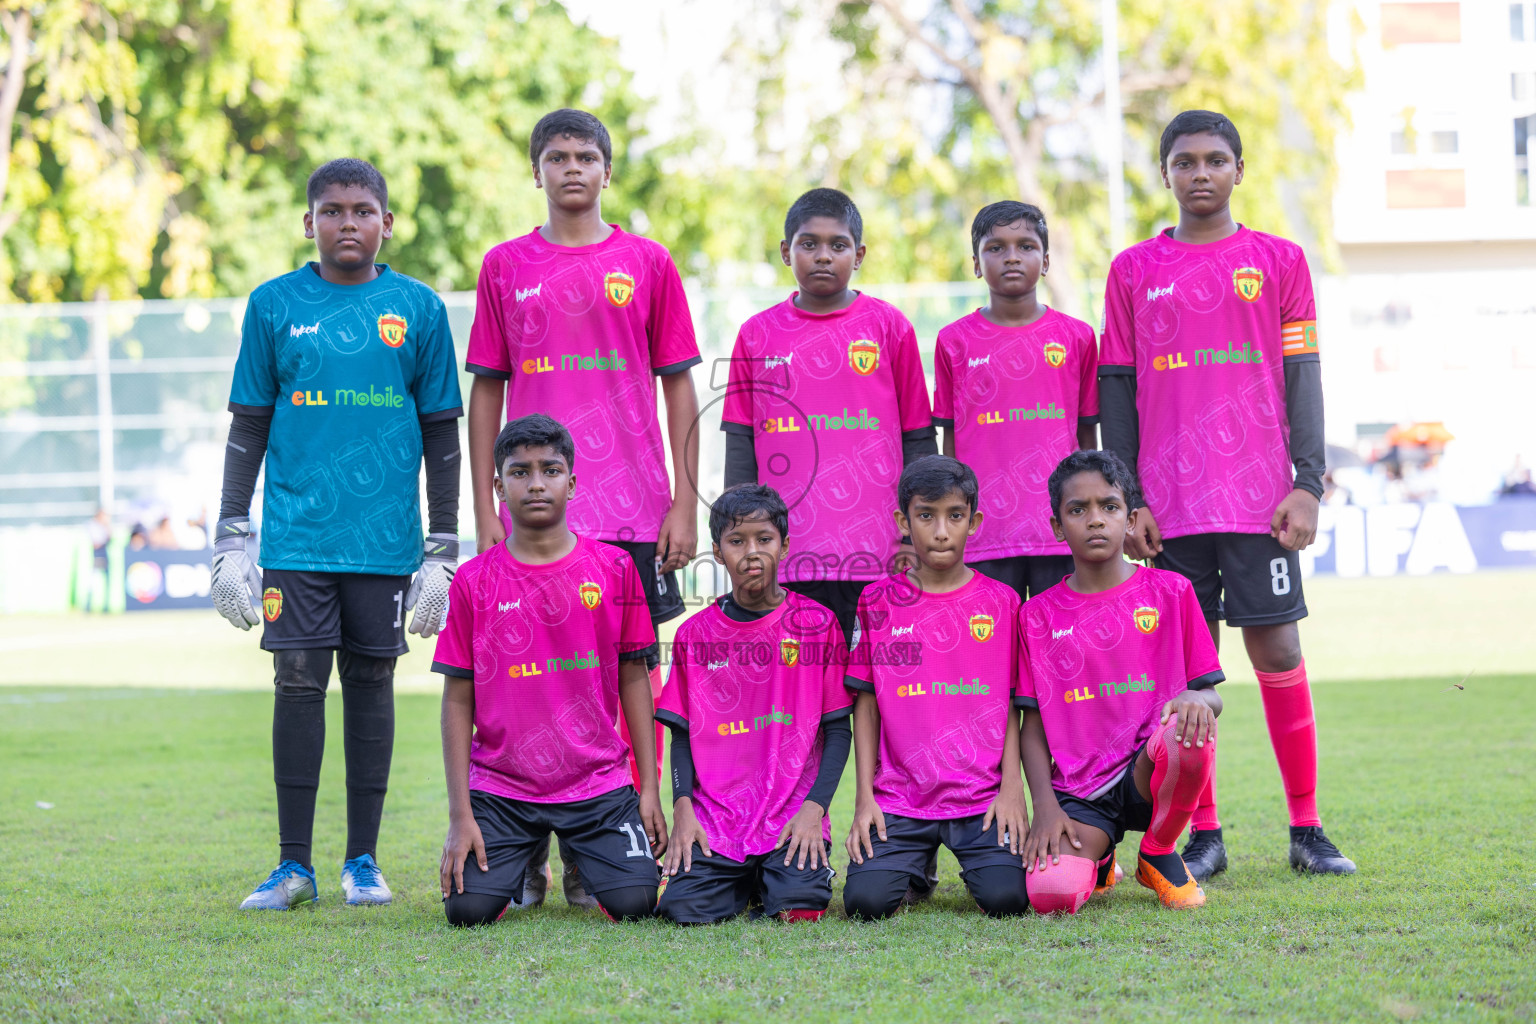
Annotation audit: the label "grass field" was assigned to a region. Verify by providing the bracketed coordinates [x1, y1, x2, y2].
[2, 571, 1535, 1023]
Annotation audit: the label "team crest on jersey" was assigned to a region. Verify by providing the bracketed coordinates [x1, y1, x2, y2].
[1133, 606, 1160, 634]
[1043, 341, 1067, 368]
[263, 587, 283, 622]
[377, 313, 407, 348]
[1232, 267, 1264, 303]
[848, 339, 880, 376]
[604, 271, 635, 307]
[969, 613, 995, 642]
[578, 581, 602, 610]
[780, 638, 800, 667]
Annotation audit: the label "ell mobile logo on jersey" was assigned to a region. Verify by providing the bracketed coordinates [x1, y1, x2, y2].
[976, 402, 1067, 425]
[291, 384, 408, 408]
[1152, 344, 1265, 372]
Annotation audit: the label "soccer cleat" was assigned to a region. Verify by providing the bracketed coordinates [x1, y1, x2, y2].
[1135, 854, 1205, 909]
[1288, 826, 1357, 875]
[1181, 826, 1228, 882]
[340, 854, 393, 906]
[239, 860, 318, 910]
[1094, 855, 1123, 894]
[504, 860, 553, 912]
[561, 859, 599, 910]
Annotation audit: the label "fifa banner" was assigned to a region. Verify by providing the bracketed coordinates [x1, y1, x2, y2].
[1301, 502, 1536, 578]
[124, 549, 213, 611]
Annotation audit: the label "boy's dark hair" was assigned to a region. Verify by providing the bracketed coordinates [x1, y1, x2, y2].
[1047, 450, 1143, 516]
[529, 108, 613, 167]
[306, 158, 388, 210]
[898, 455, 979, 516]
[494, 414, 576, 474]
[708, 484, 790, 546]
[1159, 110, 1243, 167]
[784, 188, 863, 246]
[971, 201, 1048, 257]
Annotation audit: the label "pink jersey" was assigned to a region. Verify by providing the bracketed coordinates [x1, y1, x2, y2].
[432, 535, 657, 804]
[466, 227, 701, 543]
[847, 571, 1020, 819]
[720, 294, 933, 584]
[1100, 227, 1317, 538]
[932, 308, 1099, 558]
[1017, 565, 1222, 799]
[656, 592, 854, 861]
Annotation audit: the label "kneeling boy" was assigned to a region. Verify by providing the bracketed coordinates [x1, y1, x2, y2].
[1019, 450, 1223, 912]
[435, 415, 668, 925]
[655, 484, 853, 924]
[842, 456, 1029, 920]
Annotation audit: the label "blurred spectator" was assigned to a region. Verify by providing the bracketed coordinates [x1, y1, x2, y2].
[1502, 457, 1535, 497]
[128, 525, 150, 550]
[84, 507, 111, 612]
[148, 515, 180, 550]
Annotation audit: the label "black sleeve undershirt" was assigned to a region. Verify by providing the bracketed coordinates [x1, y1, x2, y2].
[901, 426, 939, 464]
[805, 715, 852, 810]
[1284, 357, 1325, 500]
[219, 412, 272, 521]
[1097, 367, 1139, 481]
[419, 417, 462, 537]
[667, 722, 696, 802]
[723, 428, 758, 488]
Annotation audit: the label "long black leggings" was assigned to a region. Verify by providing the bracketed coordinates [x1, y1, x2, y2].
[444, 886, 657, 927]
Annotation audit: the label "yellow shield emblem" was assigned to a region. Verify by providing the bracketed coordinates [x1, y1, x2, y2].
[579, 581, 601, 610]
[1232, 267, 1263, 303]
[780, 638, 800, 667]
[604, 272, 635, 308]
[969, 614, 995, 643]
[263, 587, 283, 622]
[1133, 606, 1159, 634]
[848, 339, 880, 376]
[377, 313, 407, 348]
[1043, 341, 1067, 368]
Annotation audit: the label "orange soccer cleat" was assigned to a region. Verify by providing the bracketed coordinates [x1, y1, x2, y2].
[1135, 854, 1205, 909]
[1094, 855, 1123, 894]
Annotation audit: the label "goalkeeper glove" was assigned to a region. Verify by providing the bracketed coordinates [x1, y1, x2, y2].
[406, 533, 458, 638]
[210, 517, 262, 630]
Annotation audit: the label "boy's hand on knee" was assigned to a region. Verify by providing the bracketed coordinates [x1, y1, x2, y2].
[846, 795, 887, 865]
[984, 783, 1028, 856]
[663, 798, 709, 875]
[1023, 803, 1081, 872]
[1161, 694, 1217, 748]
[640, 789, 669, 859]
[778, 800, 827, 870]
[441, 816, 487, 898]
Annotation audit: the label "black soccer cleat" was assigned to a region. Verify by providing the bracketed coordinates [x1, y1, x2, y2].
[1180, 827, 1228, 882]
[1288, 826, 1357, 875]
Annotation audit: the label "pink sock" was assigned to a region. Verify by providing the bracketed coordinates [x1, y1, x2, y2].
[1255, 660, 1321, 827]
[1026, 855, 1096, 915]
[1140, 719, 1216, 856]
[1190, 767, 1220, 832]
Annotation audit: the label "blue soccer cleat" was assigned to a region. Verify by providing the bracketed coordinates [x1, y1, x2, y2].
[340, 854, 393, 906]
[239, 860, 318, 910]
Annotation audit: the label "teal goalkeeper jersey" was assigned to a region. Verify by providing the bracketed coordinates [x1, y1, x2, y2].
[229, 264, 463, 576]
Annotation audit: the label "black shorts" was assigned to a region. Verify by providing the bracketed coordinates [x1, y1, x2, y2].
[656, 843, 835, 923]
[843, 812, 1024, 883]
[783, 579, 869, 647]
[455, 787, 661, 903]
[970, 554, 1076, 603]
[1155, 532, 1307, 627]
[259, 569, 409, 657]
[610, 540, 686, 627]
[1055, 752, 1151, 849]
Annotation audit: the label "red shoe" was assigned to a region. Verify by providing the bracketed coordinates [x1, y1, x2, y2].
[1135, 854, 1205, 909]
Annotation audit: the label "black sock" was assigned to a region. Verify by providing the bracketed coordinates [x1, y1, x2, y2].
[273, 691, 327, 871]
[1140, 849, 1190, 886]
[1192, 825, 1223, 840]
[339, 652, 396, 862]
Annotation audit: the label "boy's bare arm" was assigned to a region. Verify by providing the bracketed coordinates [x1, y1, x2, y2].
[440, 678, 484, 896]
[845, 690, 885, 863]
[467, 375, 507, 553]
[657, 369, 699, 573]
[984, 708, 1027, 853]
[618, 659, 669, 855]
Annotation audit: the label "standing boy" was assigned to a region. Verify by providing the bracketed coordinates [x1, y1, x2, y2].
[435, 415, 667, 925]
[464, 108, 701, 905]
[933, 201, 1099, 603]
[841, 456, 1029, 920]
[656, 484, 853, 925]
[1099, 110, 1353, 878]
[721, 188, 936, 645]
[212, 158, 463, 910]
[1019, 450, 1223, 913]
